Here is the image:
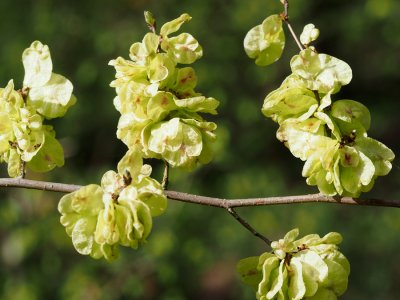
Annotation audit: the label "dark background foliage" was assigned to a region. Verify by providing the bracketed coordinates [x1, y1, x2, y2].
[0, 0, 399, 299]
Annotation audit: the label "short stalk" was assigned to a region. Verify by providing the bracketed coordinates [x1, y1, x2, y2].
[162, 161, 169, 190]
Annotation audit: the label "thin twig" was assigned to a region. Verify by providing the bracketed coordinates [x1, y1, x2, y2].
[20, 161, 26, 178]
[227, 207, 272, 246]
[281, 0, 305, 51]
[0, 178, 399, 208]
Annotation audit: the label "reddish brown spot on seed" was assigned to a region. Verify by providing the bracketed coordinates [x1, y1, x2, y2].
[345, 153, 352, 165]
[161, 96, 169, 106]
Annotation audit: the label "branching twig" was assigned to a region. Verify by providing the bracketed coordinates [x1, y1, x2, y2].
[0, 177, 398, 208]
[1, 177, 398, 246]
[227, 207, 272, 246]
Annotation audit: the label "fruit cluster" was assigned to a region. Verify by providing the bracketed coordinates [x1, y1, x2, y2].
[237, 229, 350, 300]
[58, 150, 167, 260]
[0, 41, 75, 177]
[110, 12, 219, 170]
[245, 16, 394, 197]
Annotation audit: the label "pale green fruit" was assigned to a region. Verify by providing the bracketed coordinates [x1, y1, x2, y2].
[0, 119, 12, 154]
[22, 41, 52, 88]
[256, 256, 280, 299]
[59, 160, 167, 260]
[288, 257, 306, 300]
[265, 260, 287, 299]
[314, 111, 342, 140]
[290, 48, 352, 93]
[118, 190, 153, 241]
[94, 201, 120, 246]
[135, 176, 167, 217]
[244, 15, 285, 66]
[354, 136, 394, 176]
[306, 165, 338, 196]
[147, 92, 178, 121]
[116, 114, 151, 151]
[110, 13, 218, 171]
[330, 100, 371, 135]
[236, 256, 263, 291]
[71, 217, 99, 256]
[295, 250, 329, 283]
[142, 32, 160, 57]
[300, 24, 320, 46]
[113, 81, 150, 114]
[262, 86, 318, 124]
[160, 13, 192, 37]
[118, 150, 167, 217]
[0, 82, 24, 152]
[27, 74, 76, 119]
[13, 121, 44, 162]
[305, 288, 337, 300]
[271, 228, 299, 259]
[58, 185, 104, 256]
[146, 118, 203, 169]
[277, 118, 334, 161]
[319, 259, 349, 296]
[27, 127, 64, 172]
[117, 148, 144, 179]
[6, 149, 22, 178]
[0, 80, 69, 176]
[318, 92, 333, 111]
[162, 33, 203, 64]
[244, 14, 285, 66]
[339, 146, 359, 168]
[129, 33, 160, 63]
[22, 41, 76, 119]
[197, 129, 217, 165]
[174, 96, 219, 115]
[301, 137, 377, 197]
[340, 151, 375, 196]
[239, 229, 349, 300]
[172, 67, 198, 97]
[147, 53, 176, 84]
[109, 56, 148, 87]
[101, 170, 125, 197]
[0, 110, 13, 155]
[114, 204, 137, 248]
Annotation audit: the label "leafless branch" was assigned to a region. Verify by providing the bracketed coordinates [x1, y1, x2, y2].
[0, 177, 398, 208]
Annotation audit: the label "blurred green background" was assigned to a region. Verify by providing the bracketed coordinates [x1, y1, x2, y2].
[1, 0, 399, 299]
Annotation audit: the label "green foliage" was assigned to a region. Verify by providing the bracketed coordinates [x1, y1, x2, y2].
[23, 41, 76, 119]
[237, 229, 350, 300]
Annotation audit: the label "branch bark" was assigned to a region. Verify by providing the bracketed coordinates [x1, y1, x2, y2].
[0, 177, 398, 208]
